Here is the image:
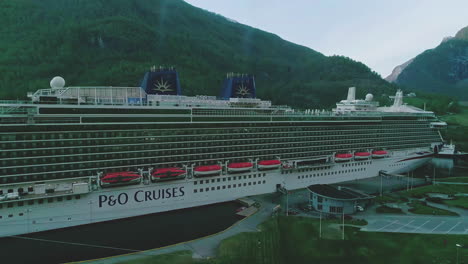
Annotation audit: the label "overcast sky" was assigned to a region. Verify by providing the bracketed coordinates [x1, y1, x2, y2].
[184, 0, 467, 77]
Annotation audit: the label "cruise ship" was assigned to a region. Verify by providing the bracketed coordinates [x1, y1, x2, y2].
[0, 68, 445, 237]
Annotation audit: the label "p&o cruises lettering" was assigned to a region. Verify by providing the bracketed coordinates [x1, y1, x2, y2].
[98, 187, 185, 208]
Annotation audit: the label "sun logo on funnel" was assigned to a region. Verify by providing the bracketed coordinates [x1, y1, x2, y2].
[153, 78, 173, 93]
[236, 84, 250, 96]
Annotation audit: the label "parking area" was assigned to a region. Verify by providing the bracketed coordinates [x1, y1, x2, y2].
[361, 216, 468, 234]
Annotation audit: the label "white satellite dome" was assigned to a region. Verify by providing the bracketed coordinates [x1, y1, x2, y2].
[50, 76, 65, 89]
[365, 93, 374, 101]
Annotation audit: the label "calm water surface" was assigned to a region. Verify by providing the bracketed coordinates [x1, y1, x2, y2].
[0, 201, 243, 263]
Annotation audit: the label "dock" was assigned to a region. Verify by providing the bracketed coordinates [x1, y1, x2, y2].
[236, 206, 258, 217]
[237, 197, 256, 207]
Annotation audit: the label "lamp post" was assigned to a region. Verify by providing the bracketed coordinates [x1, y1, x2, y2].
[319, 211, 322, 239]
[342, 206, 345, 240]
[380, 172, 383, 197]
[456, 244, 463, 264]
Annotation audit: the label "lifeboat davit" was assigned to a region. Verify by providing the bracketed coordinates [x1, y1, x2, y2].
[227, 162, 253, 173]
[100, 172, 141, 187]
[335, 153, 353, 162]
[258, 160, 281, 170]
[372, 150, 388, 158]
[194, 165, 222, 177]
[354, 152, 371, 160]
[151, 168, 186, 182]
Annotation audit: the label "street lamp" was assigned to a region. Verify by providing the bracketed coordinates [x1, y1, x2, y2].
[456, 243, 463, 264]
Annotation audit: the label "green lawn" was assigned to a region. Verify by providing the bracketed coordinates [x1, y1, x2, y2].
[118, 217, 468, 264]
[374, 195, 408, 204]
[407, 201, 458, 216]
[376, 205, 405, 214]
[399, 184, 468, 198]
[441, 106, 468, 126]
[440, 106, 468, 150]
[444, 197, 468, 209]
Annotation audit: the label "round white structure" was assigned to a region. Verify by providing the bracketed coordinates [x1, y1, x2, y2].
[365, 93, 374, 101]
[50, 76, 65, 89]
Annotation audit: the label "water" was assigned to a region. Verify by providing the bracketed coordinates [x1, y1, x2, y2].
[413, 157, 468, 179]
[0, 201, 243, 263]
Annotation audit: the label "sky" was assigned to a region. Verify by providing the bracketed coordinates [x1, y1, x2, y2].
[184, 0, 467, 78]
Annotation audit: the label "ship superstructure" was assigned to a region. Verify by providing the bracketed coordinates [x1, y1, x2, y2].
[0, 68, 445, 236]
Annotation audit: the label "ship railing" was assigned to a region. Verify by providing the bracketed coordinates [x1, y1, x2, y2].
[0, 100, 32, 105]
[0, 106, 31, 115]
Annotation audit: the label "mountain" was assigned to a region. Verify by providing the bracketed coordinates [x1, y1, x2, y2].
[0, 0, 396, 108]
[384, 58, 413, 82]
[388, 26, 468, 98]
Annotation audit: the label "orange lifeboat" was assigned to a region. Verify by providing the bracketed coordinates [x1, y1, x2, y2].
[151, 168, 186, 182]
[335, 153, 353, 162]
[354, 152, 371, 160]
[258, 160, 281, 170]
[100, 172, 141, 187]
[194, 165, 222, 177]
[372, 150, 388, 158]
[227, 162, 253, 173]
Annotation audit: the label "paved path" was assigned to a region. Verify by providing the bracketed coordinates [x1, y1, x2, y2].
[82, 195, 278, 264]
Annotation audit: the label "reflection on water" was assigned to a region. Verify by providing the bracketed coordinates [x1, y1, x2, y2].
[431, 158, 454, 169]
[413, 157, 468, 179]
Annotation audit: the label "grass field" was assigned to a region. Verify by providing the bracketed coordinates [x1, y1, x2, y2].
[398, 184, 468, 198]
[376, 205, 405, 214]
[440, 105, 468, 150]
[407, 201, 459, 216]
[441, 106, 468, 126]
[444, 197, 468, 209]
[374, 194, 409, 204]
[118, 217, 468, 264]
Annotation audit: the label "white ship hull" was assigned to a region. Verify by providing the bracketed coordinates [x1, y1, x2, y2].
[0, 150, 432, 237]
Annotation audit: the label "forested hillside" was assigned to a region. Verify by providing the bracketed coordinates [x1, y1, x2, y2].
[394, 26, 468, 98]
[0, 0, 396, 108]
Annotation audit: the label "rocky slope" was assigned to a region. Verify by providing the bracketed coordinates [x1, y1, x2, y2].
[387, 26, 468, 98]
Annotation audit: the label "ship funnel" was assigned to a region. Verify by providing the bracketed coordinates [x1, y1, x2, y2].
[392, 89, 404, 107]
[346, 87, 356, 101]
[220, 73, 256, 100]
[140, 67, 181, 96]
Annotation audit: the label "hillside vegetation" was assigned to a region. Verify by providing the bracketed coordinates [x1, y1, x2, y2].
[395, 26, 468, 98]
[0, 0, 396, 108]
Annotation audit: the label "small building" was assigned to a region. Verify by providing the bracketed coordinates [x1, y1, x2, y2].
[307, 184, 374, 215]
